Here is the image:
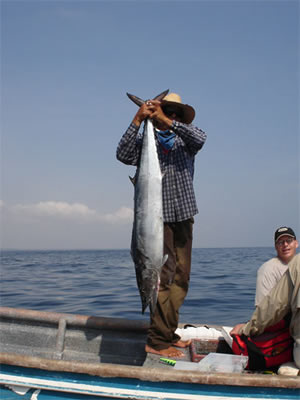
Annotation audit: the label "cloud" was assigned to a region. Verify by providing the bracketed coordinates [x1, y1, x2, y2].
[5, 200, 133, 224]
[13, 201, 97, 219]
[102, 206, 133, 223]
[1, 200, 133, 249]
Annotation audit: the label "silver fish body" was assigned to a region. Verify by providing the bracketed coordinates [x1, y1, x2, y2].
[131, 119, 167, 315]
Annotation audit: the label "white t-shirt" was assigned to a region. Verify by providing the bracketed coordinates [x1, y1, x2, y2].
[255, 257, 288, 306]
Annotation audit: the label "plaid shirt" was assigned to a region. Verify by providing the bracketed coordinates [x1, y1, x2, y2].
[116, 121, 207, 222]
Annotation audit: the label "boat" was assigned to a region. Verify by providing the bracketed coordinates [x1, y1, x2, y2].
[0, 306, 299, 399]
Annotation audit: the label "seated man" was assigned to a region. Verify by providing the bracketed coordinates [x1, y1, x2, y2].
[230, 254, 300, 369]
[255, 227, 298, 306]
[232, 227, 298, 335]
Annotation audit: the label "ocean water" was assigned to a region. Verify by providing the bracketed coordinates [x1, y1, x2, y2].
[0, 247, 275, 326]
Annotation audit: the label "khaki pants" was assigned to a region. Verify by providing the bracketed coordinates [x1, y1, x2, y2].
[147, 218, 194, 350]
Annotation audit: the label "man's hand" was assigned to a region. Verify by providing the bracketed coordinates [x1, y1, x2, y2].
[230, 323, 246, 336]
[132, 100, 173, 130]
[148, 100, 173, 129]
[132, 102, 153, 127]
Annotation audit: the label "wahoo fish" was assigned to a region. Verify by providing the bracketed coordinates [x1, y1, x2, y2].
[128, 90, 169, 315]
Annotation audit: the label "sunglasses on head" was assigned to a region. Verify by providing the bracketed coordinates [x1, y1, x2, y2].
[162, 106, 183, 119]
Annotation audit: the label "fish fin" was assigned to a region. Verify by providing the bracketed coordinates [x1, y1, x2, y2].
[149, 271, 162, 316]
[129, 175, 136, 185]
[162, 254, 168, 266]
[149, 297, 157, 316]
[126, 93, 145, 107]
[153, 89, 169, 101]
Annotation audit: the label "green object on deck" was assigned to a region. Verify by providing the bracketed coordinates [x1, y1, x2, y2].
[160, 357, 176, 366]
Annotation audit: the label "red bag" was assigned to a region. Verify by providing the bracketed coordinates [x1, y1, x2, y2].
[232, 320, 294, 370]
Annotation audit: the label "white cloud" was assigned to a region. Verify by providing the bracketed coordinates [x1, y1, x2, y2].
[7, 201, 133, 224]
[1, 200, 133, 249]
[102, 206, 133, 223]
[13, 201, 96, 219]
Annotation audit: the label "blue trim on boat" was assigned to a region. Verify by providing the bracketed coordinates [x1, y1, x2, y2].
[0, 386, 121, 400]
[0, 364, 299, 400]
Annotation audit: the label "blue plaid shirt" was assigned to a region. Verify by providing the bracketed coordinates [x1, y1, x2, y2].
[116, 121, 207, 222]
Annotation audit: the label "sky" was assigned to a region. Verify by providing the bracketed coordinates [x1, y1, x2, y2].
[1, 0, 299, 250]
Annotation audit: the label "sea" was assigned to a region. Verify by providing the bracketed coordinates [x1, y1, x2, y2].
[0, 247, 276, 327]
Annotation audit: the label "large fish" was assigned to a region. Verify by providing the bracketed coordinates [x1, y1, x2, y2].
[128, 91, 169, 315]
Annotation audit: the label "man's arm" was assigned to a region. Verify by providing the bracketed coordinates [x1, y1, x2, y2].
[172, 121, 207, 155]
[116, 123, 143, 166]
[241, 268, 293, 336]
[146, 100, 207, 155]
[116, 102, 157, 165]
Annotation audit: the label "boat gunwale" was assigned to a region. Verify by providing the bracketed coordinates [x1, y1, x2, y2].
[1, 352, 300, 389]
[0, 306, 149, 332]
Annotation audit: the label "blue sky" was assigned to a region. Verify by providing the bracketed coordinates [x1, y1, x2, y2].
[1, 0, 299, 250]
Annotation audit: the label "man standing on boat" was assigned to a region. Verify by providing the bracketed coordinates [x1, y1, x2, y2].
[117, 92, 207, 357]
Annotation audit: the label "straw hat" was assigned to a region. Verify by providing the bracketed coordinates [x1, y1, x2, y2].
[161, 93, 195, 124]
